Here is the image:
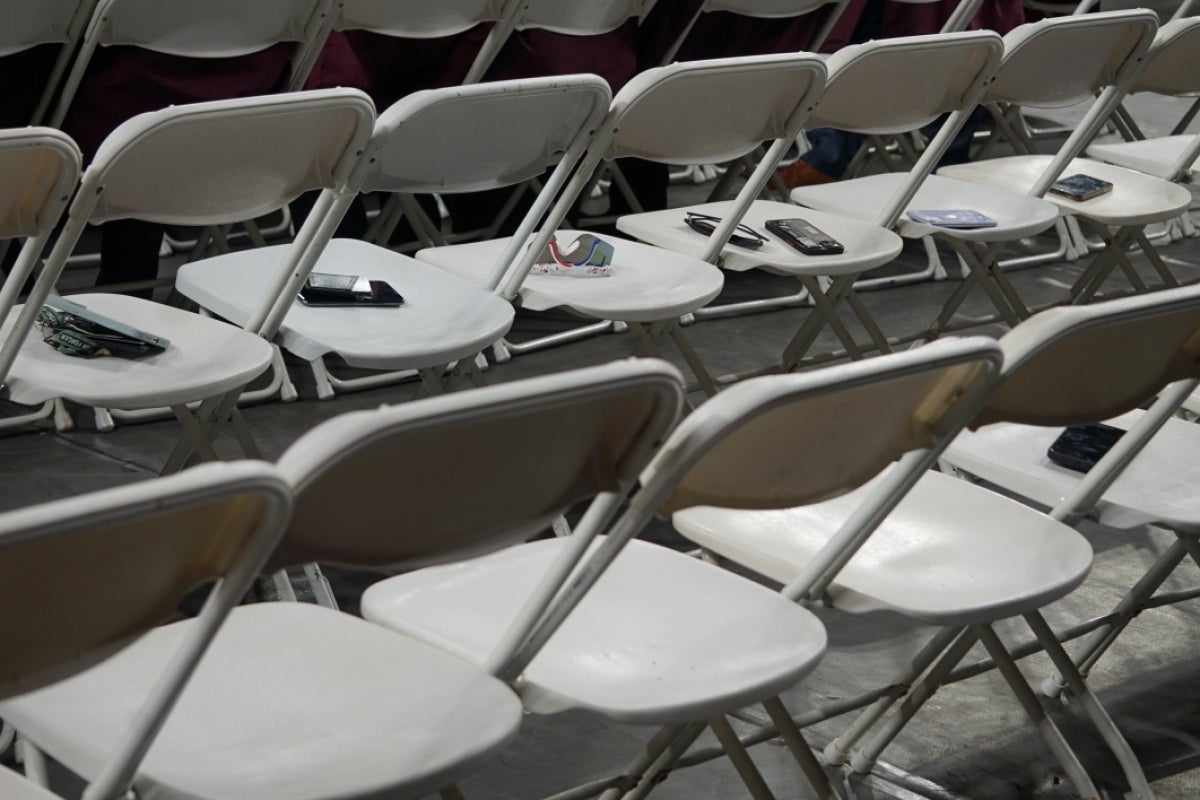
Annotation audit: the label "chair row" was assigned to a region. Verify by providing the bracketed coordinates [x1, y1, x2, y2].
[4, 271, 1200, 799]
[1, 12, 1197, 456]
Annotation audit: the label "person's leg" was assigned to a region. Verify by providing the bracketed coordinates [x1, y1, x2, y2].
[97, 219, 163, 300]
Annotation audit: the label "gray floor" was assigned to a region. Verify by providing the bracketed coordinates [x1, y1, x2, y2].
[5, 98, 1200, 799]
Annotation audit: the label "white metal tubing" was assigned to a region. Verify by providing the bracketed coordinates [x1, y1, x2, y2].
[973, 624, 1100, 799]
[486, 131, 595, 294]
[939, 0, 984, 33]
[1023, 610, 1154, 798]
[488, 490, 627, 679]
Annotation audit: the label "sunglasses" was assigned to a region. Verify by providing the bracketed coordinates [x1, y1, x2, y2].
[684, 212, 766, 249]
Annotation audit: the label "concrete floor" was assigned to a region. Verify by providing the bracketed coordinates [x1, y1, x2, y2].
[4, 97, 1200, 799]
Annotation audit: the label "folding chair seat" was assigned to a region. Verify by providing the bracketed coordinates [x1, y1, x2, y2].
[939, 11, 1194, 309]
[360, 337, 1004, 799]
[0, 89, 376, 473]
[674, 285, 1200, 797]
[0, 129, 81, 432]
[619, 31, 1003, 373]
[177, 76, 609, 399]
[0, 0, 95, 126]
[48, 0, 340, 129]
[419, 54, 828, 394]
[0, 459, 293, 800]
[2, 359, 684, 800]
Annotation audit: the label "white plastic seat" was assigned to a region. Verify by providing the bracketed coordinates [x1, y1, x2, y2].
[7, 602, 523, 800]
[362, 336, 1004, 798]
[633, 30, 1004, 371]
[422, 53, 829, 393]
[178, 239, 514, 372]
[678, 468, 1091, 626]
[1086, 17, 1200, 184]
[367, 537, 827, 724]
[48, 0, 340, 127]
[939, 11, 1186, 308]
[0, 459, 294, 800]
[0, 128, 81, 432]
[0, 89, 377, 473]
[2, 359, 685, 800]
[180, 76, 611, 398]
[675, 284, 1200, 796]
[0, 293, 275, 409]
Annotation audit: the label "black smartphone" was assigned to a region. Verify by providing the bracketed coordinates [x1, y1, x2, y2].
[298, 273, 404, 307]
[1049, 174, 1114, 202]
[1046, 423, 1125, 473]
[765, 218, 844, 255]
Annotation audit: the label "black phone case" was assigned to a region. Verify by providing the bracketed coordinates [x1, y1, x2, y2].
[764, 218, 844, 256]
[1046, 423, 1125, 473]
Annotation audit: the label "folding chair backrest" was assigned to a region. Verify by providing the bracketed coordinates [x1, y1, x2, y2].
[659, 0, 847, 64]
[1128, 17, 1200, 96]
[0, 0, 88, 56]
[274, 359, 684, 571]
[49, 0, 339, 125]
[654, 337, 1003, 514]
[986, 10, 1157, 108]
[355, 75, 611, 195]
[807, 30, 1002, 134]
[0, 130, 81, 242]
[974, 284, 1200, 428]
[803, 31, 1002, 228]
[517, 0, 657, 35]
[82, 89, 374, 226]
[335, 0, 511, 37]
[0, 461, 290, 699]
[78, 0, 331, 57]
[603, 53, 828, 165]
[0, 129, 81, 368]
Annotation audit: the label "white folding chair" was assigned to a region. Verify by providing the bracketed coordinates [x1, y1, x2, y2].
[0, 89, 376, 473]
[48, 0, 340, 129]
[360, 336, 1003, 800]
[2, 358, 684, 800]
[784, 32, 1068, 347]
[0, 129, 81, 433]
[0, 459, 292, 800]
[1086, 15, 1200, 245]
[419, 54, 828, 395]
[620, 32, 1002, 374]
[940, 11, 1193, 308]
[939, 281, 1200, 707]
[676, 285, 1200, 797]
[0, 0, 96, 126]
[177, 75, 610, 399]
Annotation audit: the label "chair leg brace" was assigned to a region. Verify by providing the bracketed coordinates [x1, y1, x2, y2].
[1023, 611, 1153, 799]
[974, 624, 1101, 800]
[1044, 536, 1192, 700]
[628, 320, 718, 399]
